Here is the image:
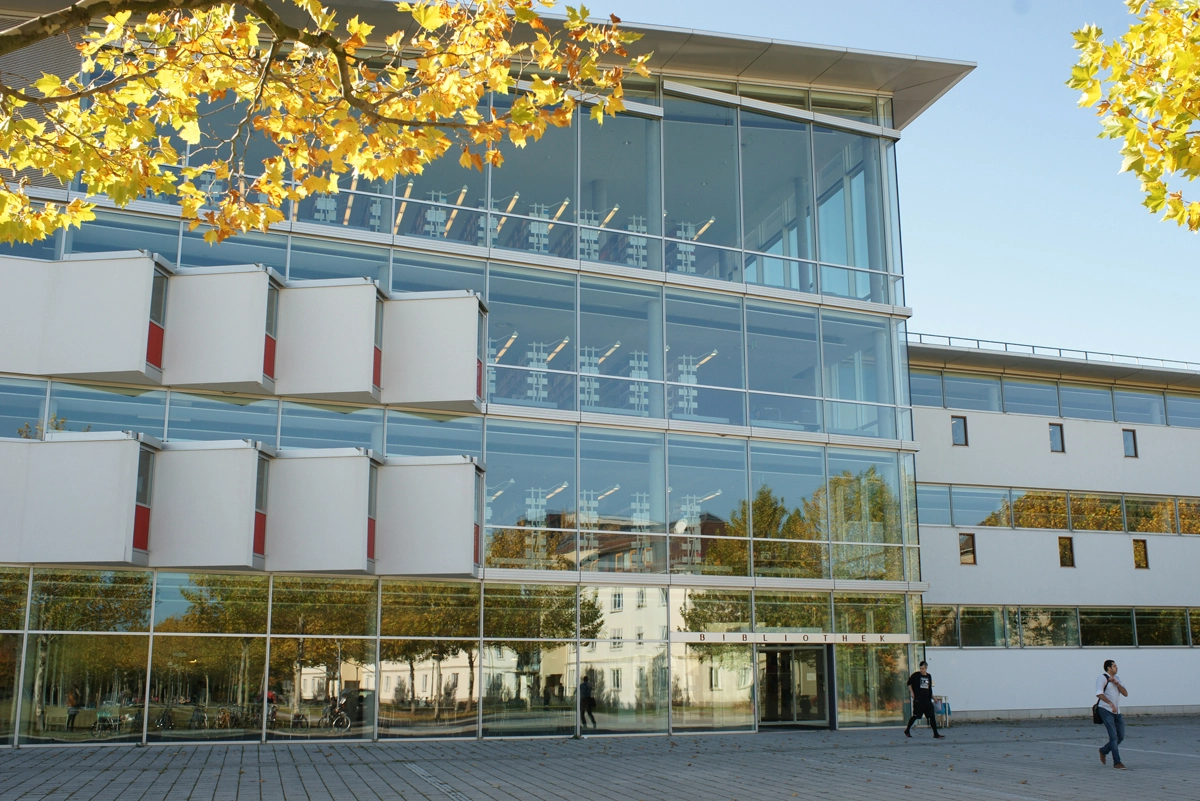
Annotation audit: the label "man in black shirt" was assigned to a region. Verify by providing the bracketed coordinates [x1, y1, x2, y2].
[904, 661, 945, 739]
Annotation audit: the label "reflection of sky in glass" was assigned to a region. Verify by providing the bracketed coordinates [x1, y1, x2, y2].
[667, 435, 747, 534]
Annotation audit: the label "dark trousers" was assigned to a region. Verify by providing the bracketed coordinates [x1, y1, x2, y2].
[906, 700, 939, 735]
[1098, 707, 1124, 764]
[581, 699, 596, 727]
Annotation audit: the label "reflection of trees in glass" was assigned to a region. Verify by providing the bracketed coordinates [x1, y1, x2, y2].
[153, 575, 268, 715]
[834, 594, 905, 634]
[671, 536, 748, 576]
[0, 568, 28, 631]
[922, 605, 958, 647]
[381, 581, 480, 718]
[1068, 494, 1124, 532]
[1008, 491, 1068, 529]
[26, 634, 149, 737]
[28, 570, 152, 733]
[732, 485, 824, 540]
[674, 589, 750, 664]
[269, 577, 375, 716]
[835, 644, 906, 725]
[485, 530, 576, 570]
[1124, 497, 1176, 533]
[753, 591, 830, 632]
[828, 467, 900, 543]
[1180, 499, 1200, 534]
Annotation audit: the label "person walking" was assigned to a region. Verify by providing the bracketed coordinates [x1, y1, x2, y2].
[904, 661, 945, 739]
[579, 675, 596, 729]
[1096, 659, 1128, 769]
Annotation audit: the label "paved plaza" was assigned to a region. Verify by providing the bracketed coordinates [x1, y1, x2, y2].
[0, 715, 1197, 801]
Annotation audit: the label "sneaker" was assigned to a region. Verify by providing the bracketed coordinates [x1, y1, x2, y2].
[1099, 749, 1106, 765]
[1113, 763, 1127, 770]
[904, 730, 912, 738]
[934, 734, 947, 739]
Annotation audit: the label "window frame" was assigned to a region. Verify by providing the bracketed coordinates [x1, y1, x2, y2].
[1122, 429, 1138, 458]
[1048, 422, 1065, 453]
[1058, 536, 1075, 568]
[1132, 538, 1149, 569]
[950, 415, 968, 446]
[958, 533, 976, 565]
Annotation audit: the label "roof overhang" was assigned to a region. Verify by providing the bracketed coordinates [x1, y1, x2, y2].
[616, 23, 974, 129]
[908, 342, 1200, 391]
[1, 0, 975, 129]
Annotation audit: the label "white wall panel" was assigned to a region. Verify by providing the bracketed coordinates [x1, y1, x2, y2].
[151, 443, 264, 569]
[924, 646, 1200, 715]
[380, 292, 483, 412]
[0, 253, 158, 383]
[162, 268, 272, 392]
[265, 450, 373, 573]
[273, 281, 380, 403]
[374, 457, 479, 577]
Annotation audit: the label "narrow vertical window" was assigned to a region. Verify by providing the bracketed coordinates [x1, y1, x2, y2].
[1049, 423, 1065, 453]
[1058, 536, 1075, 567]
[1123, 429, 1138, 458]
[146, 270, 169, 368]
[253, 455, 269, 557]
[1133, 539, 1149, 569]
[950, 415, 968, 446]
[367, 462, 379, 561]
[958, 533, 977, 565]
[373, 298, 384, 389]
[263, 283, 279, 379]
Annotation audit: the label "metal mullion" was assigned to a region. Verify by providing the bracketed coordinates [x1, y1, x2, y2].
[808, 116, 823, 293]
[373, 578, 381, 741]
[162, 390, 172, 441]
[11, 567, 33, 747]
[476, 579, 484, 739]
[260, 574, 274, 742]
[1130, 607, 1139, 648]
[574, 552, 581, 739]
[141, 572, 160, 744]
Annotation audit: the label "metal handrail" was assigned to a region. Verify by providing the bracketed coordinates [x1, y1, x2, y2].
[906, 332, 1200, 373]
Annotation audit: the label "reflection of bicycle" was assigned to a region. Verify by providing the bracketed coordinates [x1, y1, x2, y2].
[289, 712, 310, 729]
[92, 713, 121, 735]
[154, 707, 175, 731]
[188, 706, 208, 729]
[318, 700, 351, 733]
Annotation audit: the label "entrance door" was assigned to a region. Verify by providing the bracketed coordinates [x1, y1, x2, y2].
[757, 647, 829, 727]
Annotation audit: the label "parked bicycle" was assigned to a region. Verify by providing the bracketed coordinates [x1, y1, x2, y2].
[187, 705, 208, 730]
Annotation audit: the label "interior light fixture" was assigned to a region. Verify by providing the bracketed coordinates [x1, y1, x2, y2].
[596, 484, 621, 501]
[546, 197, 572, 232]
[545, 337, 571, 363]
[600, 204, 620, 228]
[392, 179, 414, 234]
[544, 481, 570, 500]
[693, 217, 715, 240]
[342, 173, 361, 225]
[597, 341, 622, 364]
[494, 192, 521, 235]
[695, 349, 719, 367]
[494, 331, 519, 361]
[443, 185, 470, 236]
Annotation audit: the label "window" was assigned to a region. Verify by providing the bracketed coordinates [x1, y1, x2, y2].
[943, 373, 1001, 412]
[1123, 429, 1138, 458]
[635, 626, 644, 644]
[708, 666, 722, 690]
[636, 589, 646, 609]
[1059, 384, 1113, 421]
[909, 370, 944, 407]
[1134, 608, 1187, 645]
[1058, 536, 1075, 567]
[922, 606, 958, 647]
[1133, 539, 1149, 569]
[950, 486, 1011, 527]
[959, 607, 1005, 647]
[255, 457, 269, 513]
[958, 533, 976, 565]
[1114, 389, 1165, 425]
[1079, 608, 1134, 646]
[136, 448, 155, 506]
[950, 416, 968, 446]
[1048, 423, 1064, 453]
[1002, 378, 1059, 416]
[610, 628, 623, 649]
[610, 668, 622, 691]
[611, 590, 624, 612]
[915, 484, 951, 526]
[1166, 393, 1200, 428]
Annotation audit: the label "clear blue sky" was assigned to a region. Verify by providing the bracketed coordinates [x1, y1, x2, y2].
[601, 0, 1200, 362]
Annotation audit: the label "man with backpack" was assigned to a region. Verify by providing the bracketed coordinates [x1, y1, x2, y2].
[1095, 659, 1129, 769]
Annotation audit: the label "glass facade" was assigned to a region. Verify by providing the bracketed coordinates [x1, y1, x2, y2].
[0, 569, 914, 741]
[928, 605, 1200, 649]
[3, 76, 921, 737]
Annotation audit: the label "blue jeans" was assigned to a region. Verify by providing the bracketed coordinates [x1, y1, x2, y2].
[1098, 707, 1125, 764]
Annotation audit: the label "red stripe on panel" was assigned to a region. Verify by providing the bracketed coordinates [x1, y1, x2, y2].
[253, 511, 267, 556]
[373, 347, 382, 389]
[133, 504, 151, 551]
[146, 322, 165, 368]
[263, 335, 276, 379]
[367, 517, 376, 561]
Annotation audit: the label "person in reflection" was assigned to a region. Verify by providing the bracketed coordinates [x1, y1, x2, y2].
[904, 661, 945, 739]
[579, 675, 596, 729]
[65, 689, 81, 732]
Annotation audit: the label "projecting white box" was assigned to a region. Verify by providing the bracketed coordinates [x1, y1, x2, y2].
[273, 279, 383, 403]
[380, 291, 486, 412]
[161, 265, 281, 393]
[0, 431, 158, 565]
[373, 456, 483, 577]
[0, 250, 171, 384]
[265, 448, 379, 573]
[150, 440, 272, 570]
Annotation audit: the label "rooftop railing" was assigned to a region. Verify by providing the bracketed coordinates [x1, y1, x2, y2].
[906, 332, 1200, 373]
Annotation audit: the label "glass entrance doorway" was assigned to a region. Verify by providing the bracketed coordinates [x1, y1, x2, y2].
[757, 647, 829, 727]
